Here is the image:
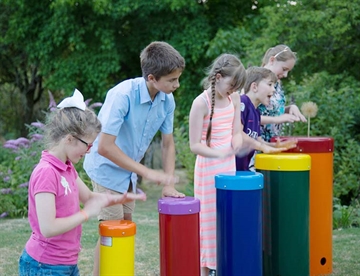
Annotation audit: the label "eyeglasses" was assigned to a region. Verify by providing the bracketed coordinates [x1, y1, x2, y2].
[274, 47, 289, 58]
[73, 136, 93, 151]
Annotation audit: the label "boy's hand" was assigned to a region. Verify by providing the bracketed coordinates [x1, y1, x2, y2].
[144, 168, 179, 186]
[162, 186, 185, 198]
[259, 143, 287, 154]
[274, 137, 298, 150]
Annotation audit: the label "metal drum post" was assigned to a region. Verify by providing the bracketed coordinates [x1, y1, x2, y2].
[158, 196, 200, 276]
[216, 171, 264, 276]
[256, 153, 311, 276]
[99, 220, 136, 276]
[272, 136, 334, 275]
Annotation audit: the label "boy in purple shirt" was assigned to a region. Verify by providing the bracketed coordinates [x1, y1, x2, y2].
[236, 67, 296, 171]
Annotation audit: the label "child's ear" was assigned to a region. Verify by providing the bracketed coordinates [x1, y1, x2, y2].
[269, 56, 276, 65]
[147, 74, 156, 82]
[64, 134, 73, 145]
[215, 73, 222, 82]
[251, 82, 258, 92]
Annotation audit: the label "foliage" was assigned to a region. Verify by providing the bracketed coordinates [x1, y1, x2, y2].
[333, 198, 360, 229]
[241, 0, 360, 83]
[283, 72, 360, 205]
[173, 119, 196, 195]
[0, 0, 266, 138]
[0, 127, 43, 218]
[1, 0, 360, 227]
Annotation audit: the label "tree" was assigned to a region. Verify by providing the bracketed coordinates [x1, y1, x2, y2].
[0, 0, 264, 137]
[240, 0, 360, 82]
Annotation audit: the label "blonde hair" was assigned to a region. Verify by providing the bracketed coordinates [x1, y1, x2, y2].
[44, 107, 101, 149]
[261, 45, 297, 67]
[244, 67, 277, 94]
[203, 54, 246, 147]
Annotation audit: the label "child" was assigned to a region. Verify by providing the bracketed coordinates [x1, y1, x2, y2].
[83, 41, 186, 275]
[259, 44, 307, 142]
[18, 89, 146, 276]
[236, 67, 297, 171]
[189, 54, 287, 276]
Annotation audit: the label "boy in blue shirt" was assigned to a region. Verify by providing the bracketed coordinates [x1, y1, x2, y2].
[84, 41, 186, 275]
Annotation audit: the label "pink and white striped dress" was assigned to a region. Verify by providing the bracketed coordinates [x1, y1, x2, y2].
[194, 92, 236, 270]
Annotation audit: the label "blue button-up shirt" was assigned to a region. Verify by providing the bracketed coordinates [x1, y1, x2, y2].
[84, 77, 175, 193]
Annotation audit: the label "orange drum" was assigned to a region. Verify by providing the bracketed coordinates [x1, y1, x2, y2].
[272, 136, 334, 275]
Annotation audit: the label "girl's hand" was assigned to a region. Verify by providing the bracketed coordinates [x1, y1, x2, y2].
[288, 105, 307, 122]
[217, 148, 237, 159]
[111, 192, 147, 203]
[83, 191, 146, 218]
[277, 113, 300, 123]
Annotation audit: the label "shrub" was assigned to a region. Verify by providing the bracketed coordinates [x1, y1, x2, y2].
[285, 72, 360, 205]
[173, 117, 195, 196]
[333, 198, 360, 229]
[0, 128, 42, 218]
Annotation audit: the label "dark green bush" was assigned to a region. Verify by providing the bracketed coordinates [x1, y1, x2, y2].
[173, 116, 195, 196]
[285, 72, 360, 205]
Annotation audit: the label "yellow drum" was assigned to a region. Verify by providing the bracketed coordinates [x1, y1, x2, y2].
[99, 220, 136, 276]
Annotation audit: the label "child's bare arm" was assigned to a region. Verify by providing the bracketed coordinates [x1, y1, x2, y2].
[261, 114, 299, 125]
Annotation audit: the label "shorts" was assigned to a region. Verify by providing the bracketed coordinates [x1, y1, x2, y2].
[19, 249, 79, 276]
[91, 180, 135, 221]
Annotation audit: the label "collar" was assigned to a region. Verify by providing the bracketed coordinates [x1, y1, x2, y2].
[139, 78, 165, 105]
[41, 150, 72, 172]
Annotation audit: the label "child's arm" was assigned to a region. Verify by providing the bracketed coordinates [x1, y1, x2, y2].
[189, 95, 235, 158]
[98, 133, 178, 186]
[35, 178, 146, 238]
[262, 137, 298, 150]
[230, 93, 243, 151]
[161, 133, 185, 197]
[261, 114, 300, 125]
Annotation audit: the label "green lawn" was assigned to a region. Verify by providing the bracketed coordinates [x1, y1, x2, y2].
[1, 178, 360, 275]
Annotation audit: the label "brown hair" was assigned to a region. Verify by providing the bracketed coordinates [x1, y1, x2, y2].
[244, 66, 277, 94]
[203, 54, 246, 147]
[261, 44, 297, 67]
[140, 41, 185, 80]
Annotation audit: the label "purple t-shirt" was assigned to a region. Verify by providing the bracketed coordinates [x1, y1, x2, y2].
[25, 151, 81, 265]
[236, 94, 261, 171]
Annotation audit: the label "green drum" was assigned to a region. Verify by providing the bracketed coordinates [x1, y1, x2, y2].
[255, 153, 311, 276]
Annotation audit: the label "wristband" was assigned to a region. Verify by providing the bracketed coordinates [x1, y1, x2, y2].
[80, 209, 88, 222]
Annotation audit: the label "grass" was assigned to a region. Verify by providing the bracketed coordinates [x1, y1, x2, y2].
[1, 171, 360, 275]
[0, 171, 188, 276]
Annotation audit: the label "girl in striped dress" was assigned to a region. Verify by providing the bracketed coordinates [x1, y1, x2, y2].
[189, 54, 247, 276]
[189, 54, 292, 276]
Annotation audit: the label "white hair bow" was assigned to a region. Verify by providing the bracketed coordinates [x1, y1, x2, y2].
[57, 89, 86, 111]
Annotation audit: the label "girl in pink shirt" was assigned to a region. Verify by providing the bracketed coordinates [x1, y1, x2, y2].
[19, 89, 146, 276]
